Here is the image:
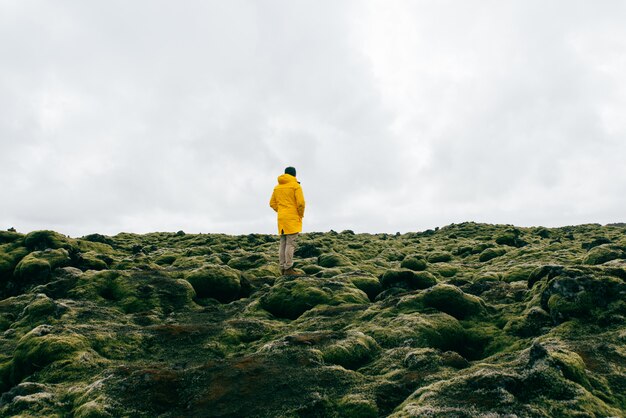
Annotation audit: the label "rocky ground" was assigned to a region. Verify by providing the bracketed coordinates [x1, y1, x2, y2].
[0, 223, 625, 417]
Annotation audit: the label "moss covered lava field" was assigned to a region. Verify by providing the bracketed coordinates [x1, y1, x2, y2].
[1, 223, 625, 417]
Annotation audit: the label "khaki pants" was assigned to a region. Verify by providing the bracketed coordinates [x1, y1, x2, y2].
[279, 233, 298, 270]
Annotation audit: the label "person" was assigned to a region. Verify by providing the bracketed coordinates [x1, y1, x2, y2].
[269, 166, 305, 276]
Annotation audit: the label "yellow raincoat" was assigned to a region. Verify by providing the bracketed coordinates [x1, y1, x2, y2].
[269, 174, 305, 235]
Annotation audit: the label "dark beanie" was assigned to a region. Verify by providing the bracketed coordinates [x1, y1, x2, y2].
[284, 166, 296, 176]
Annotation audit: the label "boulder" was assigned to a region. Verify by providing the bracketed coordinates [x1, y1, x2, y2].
[400, 255, 427, 271]
[421, 284, 485, 319]
[318, 253, 350, 268]
[260, 277, 369, 319]
[583, 244, 624, 265]
[380, 270, 437, 290]
[426, 252, 452, 263]
[478, 247, 506, 262]
[185, 265, 244, 303]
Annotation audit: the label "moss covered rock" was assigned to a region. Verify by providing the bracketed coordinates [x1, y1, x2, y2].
[426, 252, 452, 263]
[321, 331, 380, 370]
[8, 325, 90, 389]
[24, 230, 74, 251]
[583, 244, 624, 265]
[362, 312, 466, 351]
[260, 277, 369, 319]
[400, 255, 427, 271]
[421, 284, 485, 319]
[318, 253, 350, 268]
[76, 251, 109, 271]
[227, 253, 270, 270]
[430, 263, 458, 278]
[478, 247, 506, 262]
[13, 249, 71, 285]
[0, 245, 29, 279]
[539, 271, 626, 323]
[380, 269, 437, 290]
[185, 265, 243, 303]
[348, 275, 383, 300]
[336, 394, 378, 418]
[495, 228, 528, 247]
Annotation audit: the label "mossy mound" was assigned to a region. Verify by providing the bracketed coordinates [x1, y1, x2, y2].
[380, 269, 437, 290]
[539, 271, 626, 323]
[478, 247, 507, 262]
[260, 276, 369, 319]
[426, 252, 452, 263]
[429, 263, 458, 278]
[227, 253, 270, 270]
[400, 255, 427, 271]
[321, 331, 380, 370]
[495, 228, 528, 247]
[361, 312, 466, 352]
[318, 253, 351, 268]
[24, 230, 75, 251]
[185, 265, 245, 303]
[421, 284, 486, 319]
[347, 275, 383, 300]
[1, 223, 625, 417]
[0, 231, 22, 244]
[70, 270, 196, 313]
[75, 251, 109, 271]
[12, 249, 72, 293]
[7, 326, 91, 390]
[582, 244, 624, 265]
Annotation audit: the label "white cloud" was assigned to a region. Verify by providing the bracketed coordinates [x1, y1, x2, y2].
[1, 1, 625, 236]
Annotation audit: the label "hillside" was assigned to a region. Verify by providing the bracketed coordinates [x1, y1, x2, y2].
[0, 223, 625, 417]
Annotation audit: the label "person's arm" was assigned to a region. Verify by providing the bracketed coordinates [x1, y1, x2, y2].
[269, 189, 278, 212]
[295, 185, 305, 218]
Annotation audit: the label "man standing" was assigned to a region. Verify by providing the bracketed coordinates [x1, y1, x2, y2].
[270, 166, 305, 276]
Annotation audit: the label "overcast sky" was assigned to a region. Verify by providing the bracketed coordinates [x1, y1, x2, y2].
[1, 1, 625, 237]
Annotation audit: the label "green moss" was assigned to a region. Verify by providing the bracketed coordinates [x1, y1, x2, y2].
[185, 265, 242, 303]
[336, 394, 378, 418]
[171, 256, 208, 270]
[0, 244, 29, 276]
[361, 312, 465, 351]
[495, 229, 528, 247]
[260, 277, 369, 319]
[322, 331, 380, 370]
[422, 284, 485, 319]
[0, 230, 22, 244]
[502, 264, 536, 283]
[583, 245, 623, 265]
[3, 225, 626, 416]
[318, 253, 350, 268]
[380, 270, 437, 290]
[478, 247, 506, 262]
[14, 249, 72, 285]
[13, 255, 51, 283]
[154, 253, 178, 266]
[430, 263, 458, 278]
[301, 264, 324, 275]
[426, 252, 452, 263]
[504, 306, 552, 337]
[348, 276, 383, 300]
[400, 256, 427, 271]
[24, 230, 75, 251]
[227, 253, 269, 270]
[76, 251, 109, 271]
[73, 399, 114, 418]
[9, 327, 90, 388]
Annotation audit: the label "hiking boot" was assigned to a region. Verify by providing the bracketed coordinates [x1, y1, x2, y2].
[283, 268, 299, 276]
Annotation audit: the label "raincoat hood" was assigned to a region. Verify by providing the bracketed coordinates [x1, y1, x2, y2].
[277, 173, 298, 184]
